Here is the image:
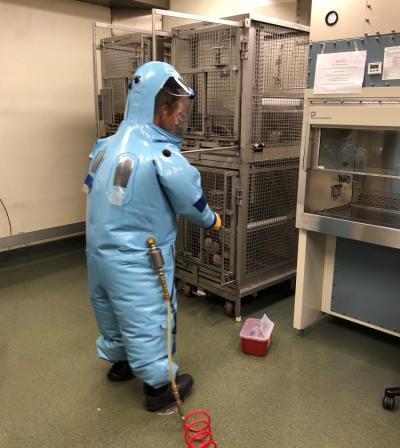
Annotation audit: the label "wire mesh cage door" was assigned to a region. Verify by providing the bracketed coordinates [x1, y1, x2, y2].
[243, 158, 300, 282]
[176, 169, 238, 286]
[98, 33, 147, 136]
[94, 25, 172, 138]
[252, 22, 309, 148]
[172, 25, 241, 144]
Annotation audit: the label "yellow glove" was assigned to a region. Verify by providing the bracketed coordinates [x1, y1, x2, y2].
[212, 212, 222, 231]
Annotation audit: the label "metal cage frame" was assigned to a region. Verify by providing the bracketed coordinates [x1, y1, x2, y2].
[170, 13, 309, 320]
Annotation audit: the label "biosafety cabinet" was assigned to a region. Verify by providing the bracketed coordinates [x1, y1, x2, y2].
[294, 0, 400, 337]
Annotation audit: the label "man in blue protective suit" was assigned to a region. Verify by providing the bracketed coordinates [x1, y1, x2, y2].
[84, 61, 221, 411]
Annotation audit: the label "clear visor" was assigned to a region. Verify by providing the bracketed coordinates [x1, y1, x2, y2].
[169, 77, 196, 99]
[154, 77, 196, 138]
[167, 96, 194, 138]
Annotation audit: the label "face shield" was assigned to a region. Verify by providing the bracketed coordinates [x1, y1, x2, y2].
[154, 77, 196, 138]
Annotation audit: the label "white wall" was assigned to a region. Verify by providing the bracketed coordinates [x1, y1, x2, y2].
[111, 8, 162, 32]
[165, 0, 304, 29]
[0, 0, 110, 242]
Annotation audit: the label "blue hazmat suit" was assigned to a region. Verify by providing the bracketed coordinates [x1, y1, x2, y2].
[85, 62, 217, 389]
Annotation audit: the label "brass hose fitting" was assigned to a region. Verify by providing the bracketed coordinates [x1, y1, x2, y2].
[146, 237, 171, 302]
[146, 236, 185, 420]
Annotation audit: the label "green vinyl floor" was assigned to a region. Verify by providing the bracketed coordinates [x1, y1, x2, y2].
[0, 238, 399, 448]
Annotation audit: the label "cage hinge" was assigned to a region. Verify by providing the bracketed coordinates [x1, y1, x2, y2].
[235, 189, 244, 206]
[240, 40, 249, 59]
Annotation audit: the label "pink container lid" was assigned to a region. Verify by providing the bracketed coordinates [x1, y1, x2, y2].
[240, 315, 274, 342]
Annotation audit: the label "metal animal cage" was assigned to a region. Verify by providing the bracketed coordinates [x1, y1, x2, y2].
[173, 25, 241, 143]
[93, 23, 171, 137]
[252, 23, 308, 148]
[174, 15, 309, 320]
[176, 168, 238, 287]
[244, 158, 299, 279]
[93, 15, 309, 319]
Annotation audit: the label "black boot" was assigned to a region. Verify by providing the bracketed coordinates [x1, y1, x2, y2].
[144, 373, 193, 411]
[107, 361, 135, 382]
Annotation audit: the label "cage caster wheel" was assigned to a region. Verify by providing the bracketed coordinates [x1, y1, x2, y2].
[183, 284, 194, 297]
[224, 301, 234, 317]
[382, 395, 395, 411]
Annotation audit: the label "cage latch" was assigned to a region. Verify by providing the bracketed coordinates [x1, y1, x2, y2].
[235, 189, 244, 206]
[240, 40, 249, 60]
[252, 143, 265, 152]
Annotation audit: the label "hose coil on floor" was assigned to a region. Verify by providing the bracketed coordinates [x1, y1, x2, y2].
[184, 410, 217, 447]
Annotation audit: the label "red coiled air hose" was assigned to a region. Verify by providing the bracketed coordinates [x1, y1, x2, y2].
[183, 410, 218, 447]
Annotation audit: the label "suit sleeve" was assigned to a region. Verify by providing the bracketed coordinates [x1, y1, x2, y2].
[154, 147, 216, 229]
